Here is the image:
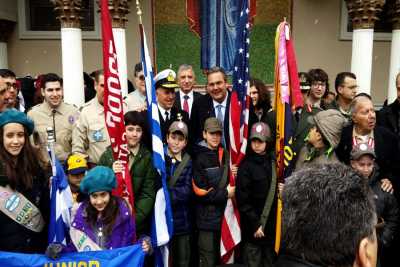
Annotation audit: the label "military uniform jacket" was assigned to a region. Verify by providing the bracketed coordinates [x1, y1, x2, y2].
[28, 101, 79, 162]
[72, 98, 110, 164]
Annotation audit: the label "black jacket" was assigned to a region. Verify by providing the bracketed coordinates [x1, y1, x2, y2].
[174, 90, 202, 118]
[0, 164, 49, 253]
[377, 99, 400, 136]
[336, 124, 400, 192]
[190, 93, 231, 148]
[193, 142, 228, 231]
[236, 152, 276, 246]
[158, 106, 189, 144]
[369, 169, 399, 248]
[274, 255, 323, 267]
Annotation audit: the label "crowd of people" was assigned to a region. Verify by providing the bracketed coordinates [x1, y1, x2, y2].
[0, 64, 399, 267]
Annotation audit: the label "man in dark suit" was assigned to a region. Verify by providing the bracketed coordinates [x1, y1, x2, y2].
[336, 95, 400, 195]
[190, 66, 231, 148]
[174, 64, 202, 119]
[154, 68, 189, 143]
[377, 72, 400, 137]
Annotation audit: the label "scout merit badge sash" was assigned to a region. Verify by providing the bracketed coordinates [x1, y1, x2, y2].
[168, 153, 191, 188]
[69, 227, 102, 252]
[69, 203, 102, 252]
[0, 185, 45, 232]
[260, 159, 277, 229]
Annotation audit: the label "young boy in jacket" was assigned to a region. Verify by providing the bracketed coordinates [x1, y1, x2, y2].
[350, 143, 399, 267]
[237, 122, 278, 267]
[192, 117, 235, 267]
[165, 120, 193, 267]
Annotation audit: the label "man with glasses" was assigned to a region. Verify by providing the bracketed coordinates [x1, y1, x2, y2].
[292, 68, 329, 157]
[327, 72, 358, 120]
[124, 62, 147, 112]
[0, 69, 23, 111]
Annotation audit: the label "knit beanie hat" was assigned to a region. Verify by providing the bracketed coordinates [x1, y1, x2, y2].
[307, 109, 346, 148]
[0, 108, 34, 135]
[80, 166, 116, 195]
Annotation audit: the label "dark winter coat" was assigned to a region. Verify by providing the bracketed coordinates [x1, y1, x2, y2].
[236, 152, 276, 246]
[369, 169, 399, 249]
[165, 153, 193, 235]
[0, 163, 49, 253]
[98, 144, 157, 236]
[336, 124, 400, 196]
[377, 99, 400, 137]
[274, 255, 323, 267]
[68, 198, 135, 251]
[193, 142, 229, 231]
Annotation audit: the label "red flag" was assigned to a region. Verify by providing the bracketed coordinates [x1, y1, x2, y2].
[100, 0, 135, 213]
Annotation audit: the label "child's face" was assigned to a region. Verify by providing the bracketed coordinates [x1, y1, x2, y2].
[89, 191, 110, 213]
[68, 172, 85, 188]
[167, 132, 187, 155]
[251, 138, 267, 154]
[125, 124, 143, 149]
[350, 155, 374, 178]
[308, 126, 323, 147]
[203, 130, 222, 150]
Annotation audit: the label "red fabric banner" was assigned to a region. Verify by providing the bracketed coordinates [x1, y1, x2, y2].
[100, 0, 134, 211]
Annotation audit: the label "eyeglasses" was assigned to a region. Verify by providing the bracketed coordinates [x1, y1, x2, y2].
[5, 82, 18, 90]
[311, 81, 326, 88]
[138, 75, 145, 81]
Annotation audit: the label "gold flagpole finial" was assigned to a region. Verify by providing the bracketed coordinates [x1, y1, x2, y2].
[136, 0, 143, 24]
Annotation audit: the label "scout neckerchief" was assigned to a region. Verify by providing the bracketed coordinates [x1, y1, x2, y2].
[0, 185, 45, 233]
[168, 153, 191, 188]
[260, 157, 277, 229]
[69, 202, 102, 252]
[352, 128, 374, 148]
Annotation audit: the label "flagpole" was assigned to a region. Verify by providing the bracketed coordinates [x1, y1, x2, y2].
[136, 0, 143, 24]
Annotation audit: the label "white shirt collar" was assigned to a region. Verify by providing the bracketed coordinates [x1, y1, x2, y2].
[157, 104, 171, 120]
[212, 94, 228, 109]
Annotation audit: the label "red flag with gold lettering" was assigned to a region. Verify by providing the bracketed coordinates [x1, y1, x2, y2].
[100, 0, 135, 214]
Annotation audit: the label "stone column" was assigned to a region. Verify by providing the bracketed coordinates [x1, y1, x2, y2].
[106, 0, 130, 97]
[387, 0, 400, 104]
[345, 0, 385, 95]
[0, 20, 16, 69]
[53, 0, 85, 107]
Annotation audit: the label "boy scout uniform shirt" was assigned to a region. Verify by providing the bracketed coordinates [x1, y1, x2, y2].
[28, 101, 79, 162]
[72, 98, 110, 164]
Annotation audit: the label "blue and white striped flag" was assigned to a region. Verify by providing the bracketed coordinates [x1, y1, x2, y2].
[139, 24, 174, 267]
[48, 157, 73, 245]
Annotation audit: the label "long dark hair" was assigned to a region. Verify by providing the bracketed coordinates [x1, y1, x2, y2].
[85, 194, 120, 238]
[250, 78, 271, 111]
[0, 125, 42, 190]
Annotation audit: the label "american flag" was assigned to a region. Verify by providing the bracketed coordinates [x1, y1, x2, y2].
[221, 0, 251, 263]
[139, 23, 173, 267]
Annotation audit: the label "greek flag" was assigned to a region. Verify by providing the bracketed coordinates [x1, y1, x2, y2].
[139, 24, 173, 267]
[48, 157, 73, 245]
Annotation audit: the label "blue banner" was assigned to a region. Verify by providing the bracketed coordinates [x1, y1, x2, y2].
[0, 244, 145, 267]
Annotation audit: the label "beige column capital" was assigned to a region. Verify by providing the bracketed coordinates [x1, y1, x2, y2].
[388, 0, 400, 29]
[345, 0, 385, 29]
[0, 19, 16, 42]
[97, 0, 131, 28]
[52, 0, 83, 28]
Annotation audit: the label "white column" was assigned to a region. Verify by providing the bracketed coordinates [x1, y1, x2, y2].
[0, 42, 8, 69]
[61, 28, 85, 107]
[387, 29, 400, 104]
[351, 29, 374, 95]
[113, 28, 128, 97]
